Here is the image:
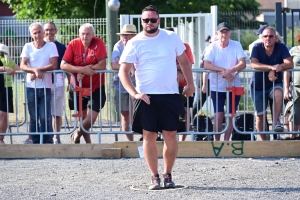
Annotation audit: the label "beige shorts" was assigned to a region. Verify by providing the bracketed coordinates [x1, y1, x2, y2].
[114, 90, 130, 112]
[51, 86, 64, 116]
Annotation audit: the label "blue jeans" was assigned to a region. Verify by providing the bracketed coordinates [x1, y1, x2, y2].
[27, 88, 52, 144]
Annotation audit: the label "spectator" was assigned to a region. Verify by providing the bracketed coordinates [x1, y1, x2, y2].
[248, 24, 268, 55]
[284, 32, 300, 139]
[164, 27, 195, 141]
[20, 22, 58, 144]
[250, 26, 293, 141]
[119, 5, 194, 190]
[61, 23, 107, 144]
[204, 22, 246, 141]
[112, 24, 137, 141]
[0, 44, 20, 144]
[44, 22, 66, 144]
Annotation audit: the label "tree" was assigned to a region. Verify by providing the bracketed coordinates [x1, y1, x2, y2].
[4, 0, 259, 19]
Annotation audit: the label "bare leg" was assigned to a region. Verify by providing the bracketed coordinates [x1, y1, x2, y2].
[121, 110, 133, 141]
[52, 116, 62, 140]
[224, 116, 233, 141]
[75, 109, 98, 143]
[290, 122, 300, 138]
[214, 112, 224, 141]
[271, 88, 283, 129]
[162, 130, 178, 174]
[143, 130, 159, 175]
[256, 114, 267, 140]
[0, 111, 8, 142]
[179, 107, 189, 141]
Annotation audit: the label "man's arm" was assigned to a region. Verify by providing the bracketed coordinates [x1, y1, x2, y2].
[250, 58, 275, 71]
[61, 60, 94, 76]
[203, 60, 225, 72]
[177, 52, 195, 97]
[90, 58, 106, 70]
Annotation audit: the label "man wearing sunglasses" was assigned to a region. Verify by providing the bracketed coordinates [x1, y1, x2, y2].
[250, 26, 293, 140]
[119, 5, 195, 190]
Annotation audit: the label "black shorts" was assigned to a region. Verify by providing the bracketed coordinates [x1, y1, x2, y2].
[179, 87, 195, 108]
[0, 87, 13, 113]
[68, 85, 106, 112]
[132, 94, 185, 133]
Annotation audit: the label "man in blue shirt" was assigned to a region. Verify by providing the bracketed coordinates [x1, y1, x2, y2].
[250, 26, 293, 140]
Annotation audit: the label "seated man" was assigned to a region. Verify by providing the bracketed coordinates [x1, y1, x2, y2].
[61, 23, 107, 143]
[250, 26, 293, 141]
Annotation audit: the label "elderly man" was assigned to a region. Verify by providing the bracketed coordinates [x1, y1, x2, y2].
[61, 23, 107, 144]
[112, 24, 137, 141]
[119, 5, 195, 190]
[204, 22, 246, 141]
[249, 24, 268, 55]
[20, 22, 58, 144]
[250, 26, 293, 140]
[44, 22, 66, 144]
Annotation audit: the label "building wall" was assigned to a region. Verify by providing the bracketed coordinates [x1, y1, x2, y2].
[0, 2, 14, 17]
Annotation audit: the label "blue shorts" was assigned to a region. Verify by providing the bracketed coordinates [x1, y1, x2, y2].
[211, 91, 240, 113]
[250, 83, 283, 115]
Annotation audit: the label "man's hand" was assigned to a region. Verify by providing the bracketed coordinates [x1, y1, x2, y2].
[81, 65, 95, 76]
[34, 68, 43, 80]
[134, 93, 150, 105]
[272, 64, 283, 72]
[77, 73, 85, 81]
[220, 69, 234, 82]
[182, 84, 195, 97]
[268, 70, 277, 82]
[30, 73, 36, 80]
[4, 67, 16, 75]
[177, 71, 185, 83]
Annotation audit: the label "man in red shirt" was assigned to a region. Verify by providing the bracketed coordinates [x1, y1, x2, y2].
[61, 23, 107, 143]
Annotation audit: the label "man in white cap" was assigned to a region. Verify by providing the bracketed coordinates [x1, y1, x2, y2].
[112, 24, 137, 141]
[204, 22, 246, 141]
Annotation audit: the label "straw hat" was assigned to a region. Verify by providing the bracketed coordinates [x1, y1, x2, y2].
[0, 44, 9, 55]
[116, 24, 137, 35]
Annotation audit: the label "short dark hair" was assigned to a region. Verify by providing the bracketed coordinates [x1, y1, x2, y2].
[44, 21, 57, 29]
[142, 5, 159, 16]
[164, 27, 174, 32]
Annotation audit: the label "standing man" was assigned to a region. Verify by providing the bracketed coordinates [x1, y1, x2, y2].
[119, 5, 195, 190]
[20, 22, 58, 144]
[250, 26, 293, 140]
[61, 23, 107, 144]
[112, 24, 137, 141]
[44, 22, 66, 144]
[204, 22, 246, 141]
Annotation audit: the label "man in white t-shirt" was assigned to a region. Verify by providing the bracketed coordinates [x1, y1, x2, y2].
[119, 5, 195, 190]
[20, 22, 58, 144]
[204, 22, 246, 141]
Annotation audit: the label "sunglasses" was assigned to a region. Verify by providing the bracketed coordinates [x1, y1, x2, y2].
[263, 35, 274, 38]
[142, 18, 158, 23]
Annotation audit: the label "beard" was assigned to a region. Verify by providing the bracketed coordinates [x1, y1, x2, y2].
[144, 26, 158, 34]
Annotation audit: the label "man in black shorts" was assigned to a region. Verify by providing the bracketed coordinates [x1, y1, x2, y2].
[61, 23, 107, 143]
[119, 5, 195, 190]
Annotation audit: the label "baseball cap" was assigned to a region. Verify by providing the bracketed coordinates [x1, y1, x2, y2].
[217, 22, 231, 31]
[256, 25, 268, 35]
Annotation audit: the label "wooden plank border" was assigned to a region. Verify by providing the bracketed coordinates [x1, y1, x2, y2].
[0, 141, 299, 158]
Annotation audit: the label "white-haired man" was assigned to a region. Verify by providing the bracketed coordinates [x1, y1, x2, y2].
[20, 22, 58, 144]
[61, 23, 107, 144]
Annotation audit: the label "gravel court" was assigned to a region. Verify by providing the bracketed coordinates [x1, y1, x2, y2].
[0, 158, 299, 199]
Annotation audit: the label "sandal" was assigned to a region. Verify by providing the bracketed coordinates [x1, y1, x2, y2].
[274, 125, 284, 132]
[70, 132, 80, 144]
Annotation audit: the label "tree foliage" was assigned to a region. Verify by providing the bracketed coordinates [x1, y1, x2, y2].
[4, 0, 260, 19]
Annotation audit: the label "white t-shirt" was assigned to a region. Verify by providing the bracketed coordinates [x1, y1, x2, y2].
[119, 29, 186, 94]
[20, 42, 58, 88]
[204, 40, 246, 92]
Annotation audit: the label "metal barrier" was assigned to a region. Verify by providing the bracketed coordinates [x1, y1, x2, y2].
[1, 68, 300, 143]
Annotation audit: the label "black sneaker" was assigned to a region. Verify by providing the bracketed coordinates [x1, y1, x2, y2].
[163, 173, 175, 188]
[149, 174, 161, 190]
